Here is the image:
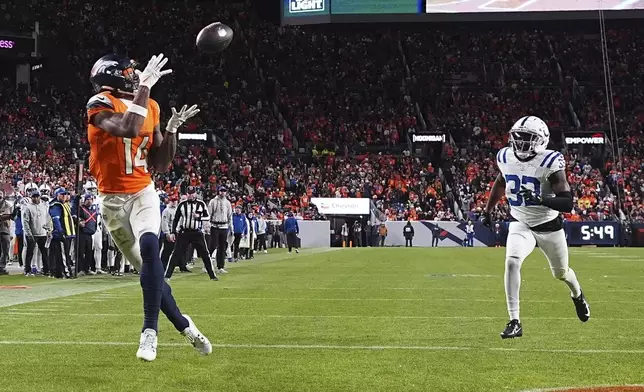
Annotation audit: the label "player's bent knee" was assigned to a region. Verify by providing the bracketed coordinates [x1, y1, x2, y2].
[551, 268, 567, 280]
[139, 232, 160, 259]
[505, 256, 522, 272]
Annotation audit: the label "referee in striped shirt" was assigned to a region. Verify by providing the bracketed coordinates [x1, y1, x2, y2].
[165, 186, 218, 281]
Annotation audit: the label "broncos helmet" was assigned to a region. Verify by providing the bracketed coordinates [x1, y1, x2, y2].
[509, 116, 550, 160]
[90, 53, 140, 93]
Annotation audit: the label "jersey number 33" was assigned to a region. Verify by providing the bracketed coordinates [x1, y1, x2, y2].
[504, 174, 541, 207]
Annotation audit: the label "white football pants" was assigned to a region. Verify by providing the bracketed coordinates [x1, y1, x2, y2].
[504, 221, 582, 321]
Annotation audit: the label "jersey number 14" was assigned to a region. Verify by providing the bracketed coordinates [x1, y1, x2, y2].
[504, 174, 541, 207]
[123, 137, 149, 174]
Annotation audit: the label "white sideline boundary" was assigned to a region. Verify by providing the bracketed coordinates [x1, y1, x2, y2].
[521, 385, 644, 392]
[44, 297, 639, 304]
[0, 248, 337, 309]
[0, 340, 643, 354]
[3, 312, 644, 322]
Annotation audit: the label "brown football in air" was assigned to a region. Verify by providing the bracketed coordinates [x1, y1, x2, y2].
[196, 22, 234, 53]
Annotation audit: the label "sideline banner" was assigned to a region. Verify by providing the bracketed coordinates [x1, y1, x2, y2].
[311, 198, 370, 215]
[379, 221, 621, 247]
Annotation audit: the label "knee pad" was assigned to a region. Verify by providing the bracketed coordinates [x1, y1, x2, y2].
[551, 267, 568, 280]
[139, 232, 159, 262]
[505, 256, 522, 272]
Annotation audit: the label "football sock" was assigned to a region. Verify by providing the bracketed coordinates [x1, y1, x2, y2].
[160, 282, 189, 331]
[561, 267, 582, 298]
[504, 256, 523, 322]
[139, 232, 164, 333]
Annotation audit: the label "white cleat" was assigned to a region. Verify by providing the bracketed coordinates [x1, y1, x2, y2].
[181, 315, 212, 355]
[263, 250, 268, 254]
[217, 268, 228, 274]
[136, 328, 158, 361]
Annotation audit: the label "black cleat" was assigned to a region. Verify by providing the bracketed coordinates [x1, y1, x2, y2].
[572, 291, 590, 322]
[500, 319, 523, 339]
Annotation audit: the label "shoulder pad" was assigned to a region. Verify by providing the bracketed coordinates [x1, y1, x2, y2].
[496, 147, 510, 164]
[538, 150, 564, 169]
[87, 93, 114, 110]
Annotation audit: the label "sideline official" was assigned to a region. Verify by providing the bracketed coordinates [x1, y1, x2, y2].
[208, 186, 232, 274]
[165, 187, 217, 280]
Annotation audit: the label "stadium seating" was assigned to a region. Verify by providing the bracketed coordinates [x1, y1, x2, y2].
[0, 0, 641, 222]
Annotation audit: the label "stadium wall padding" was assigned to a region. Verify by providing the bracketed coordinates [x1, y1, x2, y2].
[298, 220, 331, 248]
[383, 221, 490, 247]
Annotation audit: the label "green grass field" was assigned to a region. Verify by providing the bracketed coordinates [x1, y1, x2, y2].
[1, 247, 644, 392]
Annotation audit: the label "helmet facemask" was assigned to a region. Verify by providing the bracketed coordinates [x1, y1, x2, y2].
[121, 63, 140, 93]
[510, 128, 547, 160]
[90, 55, 139, 94]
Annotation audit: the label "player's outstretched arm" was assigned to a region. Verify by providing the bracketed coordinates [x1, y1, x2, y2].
[91, 86, 151, 138]
[147, 105, 199, 172]
[91, 54, 172, 138]
[147, 124, 176, 173]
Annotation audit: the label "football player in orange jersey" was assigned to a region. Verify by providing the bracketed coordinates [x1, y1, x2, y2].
[87, 53, 210, 361]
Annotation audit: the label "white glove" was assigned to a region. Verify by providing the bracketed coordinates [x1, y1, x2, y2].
[166, 104, 200, 134]
[135, 53, 172, 90]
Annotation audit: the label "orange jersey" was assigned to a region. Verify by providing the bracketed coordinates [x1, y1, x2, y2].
[86, 91, 160, 194]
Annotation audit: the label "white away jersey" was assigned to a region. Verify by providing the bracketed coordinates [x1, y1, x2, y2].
[496, 147, 565, 227]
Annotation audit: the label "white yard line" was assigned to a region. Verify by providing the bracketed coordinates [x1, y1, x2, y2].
[0, 340, 641, 354]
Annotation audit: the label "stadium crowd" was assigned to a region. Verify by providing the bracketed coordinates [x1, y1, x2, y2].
[0, 0, 642, 248]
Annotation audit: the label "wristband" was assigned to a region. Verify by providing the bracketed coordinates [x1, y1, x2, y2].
[126, 104, 148, 118]
[165, 124, 178, 134]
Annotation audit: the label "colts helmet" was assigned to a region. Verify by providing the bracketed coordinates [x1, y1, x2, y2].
[39, 184, 51, 200]
[84, 181, 98, 196]
[509, 116, 550, 160]
[89, 53, 139, 93]
[24, 182, 39, 196]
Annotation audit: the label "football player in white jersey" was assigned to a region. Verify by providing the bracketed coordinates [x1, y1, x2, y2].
[38, 184, 51, 201]
[483, 116, 590, 339]
[83, 180, 104, 274]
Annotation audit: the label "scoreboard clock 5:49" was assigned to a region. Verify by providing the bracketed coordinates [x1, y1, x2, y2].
[567, 222, 619, 246]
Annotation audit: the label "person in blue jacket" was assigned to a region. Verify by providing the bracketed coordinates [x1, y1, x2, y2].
[284, 211, 300, 254]
[232, 206, 247, 261]
[12, 198, 24, 268]
[49, 188, 75, 278]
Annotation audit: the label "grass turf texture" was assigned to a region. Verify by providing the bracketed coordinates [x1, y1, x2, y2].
[1, 247, 643, 392]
